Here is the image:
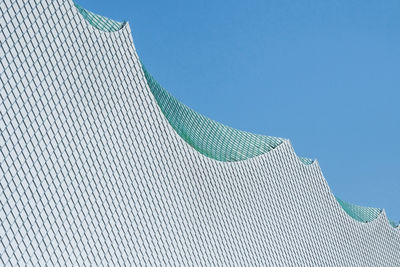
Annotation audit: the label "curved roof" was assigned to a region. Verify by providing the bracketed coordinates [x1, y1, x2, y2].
[74, 2, 397, 228]
[336, 197, 398, 227]
[336, 197, 381, 223]
[143, 67, 285, 162]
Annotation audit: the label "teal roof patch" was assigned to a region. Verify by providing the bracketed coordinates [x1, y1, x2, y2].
[336, 197, 382, 223]
[74, 3, 124, 32]
[143, 66, 285, 162]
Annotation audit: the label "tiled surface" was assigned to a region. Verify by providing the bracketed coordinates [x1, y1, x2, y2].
[0, 0, 399, 266]
[143, 66, 284, 163]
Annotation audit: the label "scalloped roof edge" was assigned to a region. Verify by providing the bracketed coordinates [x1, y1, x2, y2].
[73, 1, 398, 229]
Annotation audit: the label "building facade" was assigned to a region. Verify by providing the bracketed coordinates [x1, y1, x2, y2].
[1, 0, 399, 265]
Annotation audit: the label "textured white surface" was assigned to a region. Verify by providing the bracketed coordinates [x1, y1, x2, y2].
[0, 0, 399, 265]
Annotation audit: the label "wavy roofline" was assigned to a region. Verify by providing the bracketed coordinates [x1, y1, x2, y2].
[72, 1, 398, 231]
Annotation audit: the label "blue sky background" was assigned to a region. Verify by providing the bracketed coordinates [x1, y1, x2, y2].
[77, 0, 400, 221]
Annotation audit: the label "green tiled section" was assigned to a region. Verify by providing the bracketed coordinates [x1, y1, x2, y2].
[143, 66, 312, 163]
[143, 66, 314, 163]
[337, 197, 398, 227]
[336, 197, 382, 223]
[298, 157, 314, 165]
[74, 3, 123, 32]
[336, 197, 399, 227]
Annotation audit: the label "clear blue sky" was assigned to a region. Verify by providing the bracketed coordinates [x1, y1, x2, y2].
[77, 0, 400, 221]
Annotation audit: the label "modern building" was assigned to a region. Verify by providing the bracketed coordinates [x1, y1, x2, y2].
[0, 0, 399, 265]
